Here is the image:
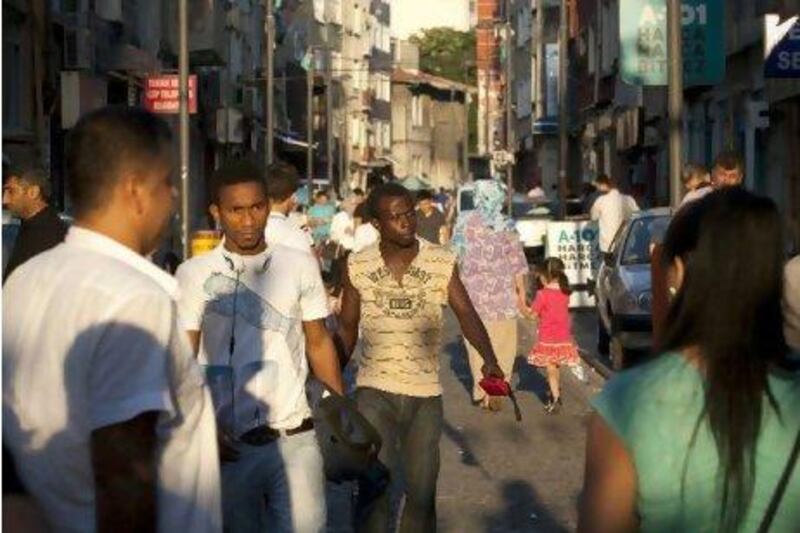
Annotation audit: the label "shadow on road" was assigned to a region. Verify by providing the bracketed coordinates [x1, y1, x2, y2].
[442, 420, 491, 480]
[480, 479, 569, 533]
[513, 357, 551, 406]
[445, 337, 474, 400]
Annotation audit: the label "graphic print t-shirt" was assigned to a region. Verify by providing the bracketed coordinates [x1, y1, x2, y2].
[348, 240, 456, 397]
[176, 244, 329, 435]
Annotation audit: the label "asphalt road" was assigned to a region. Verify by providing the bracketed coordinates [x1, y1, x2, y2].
[326, 309, 605, 532]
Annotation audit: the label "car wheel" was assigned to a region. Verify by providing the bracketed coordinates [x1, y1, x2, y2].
[597, 316, 610, 356]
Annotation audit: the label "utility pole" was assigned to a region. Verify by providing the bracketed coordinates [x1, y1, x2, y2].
[504, 0, 514, 210]
[340, 101, 348, 196]
[307, 48, 315, 200]
[464, 91, 470, 182]
[31, 0, 46, 166]
[178, 0, 190, 258]
[325, 46, 334, 188]
[667, 0, 683, 208]
[534, 0, 544, 118]
[557, 0, 569, 219]
[264, 0, 275, 167]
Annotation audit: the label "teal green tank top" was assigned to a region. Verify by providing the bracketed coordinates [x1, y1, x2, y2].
[593, 353, 800, 532]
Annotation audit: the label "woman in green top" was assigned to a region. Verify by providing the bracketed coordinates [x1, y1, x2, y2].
[579, 188, 800, 532]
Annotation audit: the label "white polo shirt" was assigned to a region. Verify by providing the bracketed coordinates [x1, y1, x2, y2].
[2, 227, 221, 533]
[175, 242, 329, 435]
[591, 189, 640, 253]
[265, 211, 314, 254]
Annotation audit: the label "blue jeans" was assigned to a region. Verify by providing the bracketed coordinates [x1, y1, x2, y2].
[355, 388, 443, 533]
[221, 431, 326, 533]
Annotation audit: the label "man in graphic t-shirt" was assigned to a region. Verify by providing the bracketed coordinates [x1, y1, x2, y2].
[175, 160, 344, 532]
[337, 182, 504, 532]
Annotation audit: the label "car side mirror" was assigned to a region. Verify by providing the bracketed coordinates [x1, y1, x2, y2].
[603, 252, 615, 267]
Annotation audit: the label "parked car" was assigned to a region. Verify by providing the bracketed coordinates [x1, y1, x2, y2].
[456, 182, 554, 265]
[595, 208, 672, 369]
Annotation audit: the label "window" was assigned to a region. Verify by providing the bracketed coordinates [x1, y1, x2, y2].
[382, 122, 391, 149]
[517, 5, 531, 46]
[411, 95, 424, 127]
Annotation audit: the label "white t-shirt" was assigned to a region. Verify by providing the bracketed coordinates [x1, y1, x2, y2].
[330, 211, 355, 251]
[175, 243, 329, 435]
[2, 227, 221, 533]
[590, 189, 640, 253]
[353, 223, 380, 252]
[679, 185, 713, 209]
[265, 211, 314, 254]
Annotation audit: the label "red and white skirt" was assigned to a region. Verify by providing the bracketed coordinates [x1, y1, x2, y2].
[528, 341, 580, 368]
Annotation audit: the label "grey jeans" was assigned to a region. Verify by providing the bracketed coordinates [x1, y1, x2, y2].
[355, 387, 443, 533]
[221, 430, 326, 533]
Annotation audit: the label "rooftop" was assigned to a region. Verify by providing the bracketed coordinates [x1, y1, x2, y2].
[391, 68, 476, 94]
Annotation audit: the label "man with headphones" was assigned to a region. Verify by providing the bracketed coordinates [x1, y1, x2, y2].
[175, 159, 344, 533]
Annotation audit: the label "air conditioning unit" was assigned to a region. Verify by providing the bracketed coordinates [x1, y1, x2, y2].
[63, 27, 93, 70]
[216, 107, 244, 144]
[226, 6, 242, 32]
[95, 0, 123, 22]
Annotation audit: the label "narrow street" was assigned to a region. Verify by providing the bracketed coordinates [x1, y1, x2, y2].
[327, 309, 605, 532]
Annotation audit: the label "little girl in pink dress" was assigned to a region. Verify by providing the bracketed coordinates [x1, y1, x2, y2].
[526, 258, 580, 414]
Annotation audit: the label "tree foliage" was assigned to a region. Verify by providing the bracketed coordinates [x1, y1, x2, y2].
[409, 27, 476, 85]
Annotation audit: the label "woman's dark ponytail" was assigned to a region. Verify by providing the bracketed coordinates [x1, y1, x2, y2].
[540, 257, 571, 295]
[557, 271, 572, 295]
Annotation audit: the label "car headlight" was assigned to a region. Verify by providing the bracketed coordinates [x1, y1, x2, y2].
[617, 292, 639, 314]
[615, 291, 652, 315]
[638, 291, 653, 312]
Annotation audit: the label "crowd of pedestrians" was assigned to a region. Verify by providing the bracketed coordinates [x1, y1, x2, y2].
[3, 105, 799, 533]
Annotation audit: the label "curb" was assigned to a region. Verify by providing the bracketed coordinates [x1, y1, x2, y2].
[578, 348, 613, 380]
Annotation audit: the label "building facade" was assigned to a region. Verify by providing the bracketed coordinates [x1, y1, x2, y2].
[391, 46, 472, 191]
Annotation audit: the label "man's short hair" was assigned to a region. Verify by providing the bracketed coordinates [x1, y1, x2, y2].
[210, 159, 266, 204]
[4, 164, 53, 201]
[265, 161, 299, 201]
[352, 188, 365, 197]
[367, 182, 412, 220]
[66, 106, 173, 214]
[682, 163, 709, 184]
[416, 189, 434, 202]
[315, 190, 329, 200]
[595, 174, 615, 188]
[713, 150, 743, 172]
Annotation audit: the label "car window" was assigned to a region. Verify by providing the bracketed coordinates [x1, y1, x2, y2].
[621, 216, 671, 265]
[609, 220, 630, 257]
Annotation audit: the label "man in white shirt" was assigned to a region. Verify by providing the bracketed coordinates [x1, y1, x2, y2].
[2, 107, 221, 532]
[590, 174, 640, 254]
[264, 161, 314, 253]
[329, 188, 365, 252]
[175, 160, 345, 532]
